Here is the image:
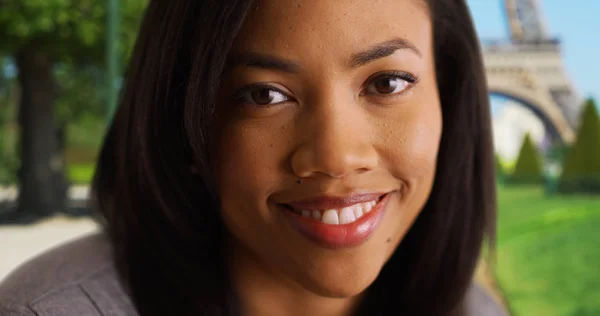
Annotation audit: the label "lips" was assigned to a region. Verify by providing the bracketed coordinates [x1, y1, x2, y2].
[278, 193, 391, 249]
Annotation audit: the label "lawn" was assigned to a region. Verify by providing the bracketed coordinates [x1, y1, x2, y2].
[495, 185, 600, 316]
[67, 163, 96, 184]
[65, 146, 98, 185]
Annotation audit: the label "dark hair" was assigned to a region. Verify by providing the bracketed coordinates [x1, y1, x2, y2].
[92, 0, 496, 315]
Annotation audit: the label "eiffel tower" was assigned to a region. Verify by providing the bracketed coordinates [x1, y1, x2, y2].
[483, 0, 581, 144]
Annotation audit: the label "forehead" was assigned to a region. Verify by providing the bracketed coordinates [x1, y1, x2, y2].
[232, 0, 432, 64]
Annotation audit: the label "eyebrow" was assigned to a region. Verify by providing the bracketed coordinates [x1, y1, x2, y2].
[348, 37, 422, 68]
[228, 52, 302, 73]
[228, 37, 421, 73]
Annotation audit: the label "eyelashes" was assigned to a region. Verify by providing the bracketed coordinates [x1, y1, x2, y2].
[232, 83, 291, 106]
[362, 71, 418, 97]
[232, 71, 420, 107]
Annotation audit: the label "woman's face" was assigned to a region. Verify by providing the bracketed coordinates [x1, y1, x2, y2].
[213, 0, 441, 298]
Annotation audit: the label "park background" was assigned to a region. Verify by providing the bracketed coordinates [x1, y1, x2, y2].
[0, 1, 599, 315]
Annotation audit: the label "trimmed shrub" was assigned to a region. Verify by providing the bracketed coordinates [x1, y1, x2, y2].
[559, 98, 600, 194]
[507, 133, 544, 185]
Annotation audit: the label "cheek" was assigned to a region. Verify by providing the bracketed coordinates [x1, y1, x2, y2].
[378, 96, 442, 253]
[213, 119, 289, 216]
[380, 99, 443, 184]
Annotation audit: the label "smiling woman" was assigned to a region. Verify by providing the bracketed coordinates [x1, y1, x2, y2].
[0, 1, 501, 316]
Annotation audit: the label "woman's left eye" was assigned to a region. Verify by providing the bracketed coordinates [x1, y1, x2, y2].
[364, 73, 417, 96]
[233, 84, 291, 107]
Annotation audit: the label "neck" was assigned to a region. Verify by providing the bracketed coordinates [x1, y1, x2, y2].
[225, 238, 366, 316]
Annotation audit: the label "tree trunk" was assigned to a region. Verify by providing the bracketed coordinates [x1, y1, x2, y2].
[15, 48, 67, 218]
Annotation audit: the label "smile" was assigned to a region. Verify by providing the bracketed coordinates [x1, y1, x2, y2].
[278, 193, 392, 249]
[283, 198, 382, 225]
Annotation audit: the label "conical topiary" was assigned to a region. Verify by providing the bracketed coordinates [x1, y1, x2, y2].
[508, 132, 544, 185]
[559, 98, 600, 194]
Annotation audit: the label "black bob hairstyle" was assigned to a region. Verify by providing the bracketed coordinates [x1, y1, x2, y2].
[92, 0, 497, 315]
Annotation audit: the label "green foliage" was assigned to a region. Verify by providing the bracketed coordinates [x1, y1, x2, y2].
[509, 133, 544, 184]
[0, 103, 18, 185]
[559, 98, 600, 194]
[508, 133, 544, 185]
[68, 163, 95, 184]
[55, 63, 106, 125]
[495, 154, 505, 174]
[0, 56, 105, 184]
[0, 0, 148, 187]
[0, 60, 19, 185]
[495, 154, 506, 184]
[545, 142, 570, 164]
[0, 0, 148, 65]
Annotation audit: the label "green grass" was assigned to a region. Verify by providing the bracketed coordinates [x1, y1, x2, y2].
[65, 145, 98, 184]
[68, 163, 95, 184]
[495, 185, 600, 316]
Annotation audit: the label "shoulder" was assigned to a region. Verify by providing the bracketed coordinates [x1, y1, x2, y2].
[463, 282, 509, 316]
[0, 232, 138, 316]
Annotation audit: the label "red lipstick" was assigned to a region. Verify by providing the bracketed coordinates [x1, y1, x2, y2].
[279, 193, 391, 249]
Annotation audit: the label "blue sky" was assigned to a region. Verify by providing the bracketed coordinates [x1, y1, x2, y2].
[467, 0, 600, 103]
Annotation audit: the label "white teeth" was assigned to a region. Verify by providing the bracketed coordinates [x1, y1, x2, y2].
[339, 207, 356, 224]
[312, 210, 322, 220]
[361, 203, 369, 213]
[352, 204, 364, 219]
[363, 201, 374, 213]
[290, 199, 380, 225]
[321, 209, 339, 225]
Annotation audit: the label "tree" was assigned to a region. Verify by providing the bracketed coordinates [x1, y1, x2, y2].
[508, 133, 544, 185]
[0, 0, 147, 220]
[559, 98, 600, 194]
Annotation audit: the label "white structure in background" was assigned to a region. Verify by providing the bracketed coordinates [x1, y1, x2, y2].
[483, 0, 581, 145]
[493, 101, 546, 162]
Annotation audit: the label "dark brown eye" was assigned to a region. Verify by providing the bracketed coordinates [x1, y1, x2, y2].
[237, 86, 289, 106]
[368, 76, 409, 95]
[251, 89, 276, 105]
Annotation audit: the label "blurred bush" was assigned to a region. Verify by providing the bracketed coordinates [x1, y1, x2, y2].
[507, 132, 544, 185]
[559, 98, 600, 194]
[0, 98, 18, 185]
[495, 154, 506, 184]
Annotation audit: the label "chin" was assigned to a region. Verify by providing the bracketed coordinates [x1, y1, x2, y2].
[305, 276, 376, 299]
[298, 261, 383, 299]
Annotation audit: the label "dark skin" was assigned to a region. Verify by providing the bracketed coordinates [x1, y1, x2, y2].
[212, 1, 442, 315]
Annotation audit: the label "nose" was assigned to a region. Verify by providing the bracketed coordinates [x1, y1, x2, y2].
[290, 96, 379, 179]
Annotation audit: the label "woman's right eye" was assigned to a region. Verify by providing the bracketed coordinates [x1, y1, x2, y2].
[234, 85, 291, 106]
